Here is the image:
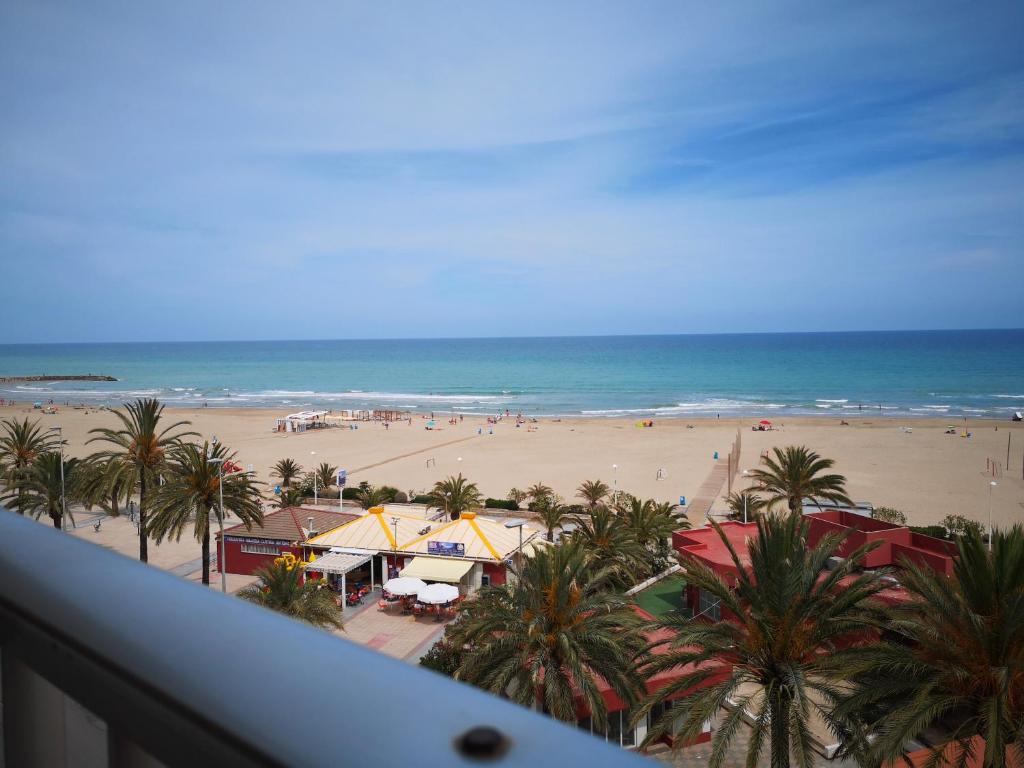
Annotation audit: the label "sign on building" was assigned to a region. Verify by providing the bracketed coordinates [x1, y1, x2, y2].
[427, 541, 466, 557]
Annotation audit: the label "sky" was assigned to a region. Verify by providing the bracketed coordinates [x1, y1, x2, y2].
[1, 1, 1023, 343]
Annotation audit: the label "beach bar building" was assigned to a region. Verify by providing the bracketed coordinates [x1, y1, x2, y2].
[304, 508, 540, 594]
[215, 506, 358, 576]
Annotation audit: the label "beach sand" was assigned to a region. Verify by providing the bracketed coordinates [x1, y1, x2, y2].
[3, 403, 1022, 530]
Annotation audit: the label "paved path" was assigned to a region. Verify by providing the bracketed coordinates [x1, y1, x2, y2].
[685, 460, 730, 522]
[337, 601, 453, 661]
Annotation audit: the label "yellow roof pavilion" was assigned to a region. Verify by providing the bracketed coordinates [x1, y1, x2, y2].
[398, 512, 539, 563]
[305, 507, 428, 552]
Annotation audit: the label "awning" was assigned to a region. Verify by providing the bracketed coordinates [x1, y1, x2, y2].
[400, 557, 474, 583]
[304, 552, 371, 575]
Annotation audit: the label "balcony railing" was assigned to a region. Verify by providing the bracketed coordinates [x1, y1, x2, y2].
[0, 509, 650, 767]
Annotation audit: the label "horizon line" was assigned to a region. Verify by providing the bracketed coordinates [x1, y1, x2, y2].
[1, 326, 1024, 347]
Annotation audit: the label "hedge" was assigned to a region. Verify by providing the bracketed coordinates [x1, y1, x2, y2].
[485, 498, 519, 511]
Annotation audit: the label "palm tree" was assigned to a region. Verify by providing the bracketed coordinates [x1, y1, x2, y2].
[86, 398, 195, 562]
[17, 451, 79, 528]
[533, 495, 570, 542]
[834, 525, 1024, 768]
[526, 482, 554, 510]
[427, 474, 482, 520]
[723, 491, 766, 522]
[0, 417, 56, 514]
[620, 497, 687, 547]
[238, 556, 343, 630]
[450, 540, 645, 728]
[276, 487, 304, 509]
[315, 462, 338, 493]
[271, 458, 302, 488]
[571, 505, 648, 588]
[74, 456, 130, 517]
[746, 445, 852, 513]
[576, 479, 610, 509]
[636, 513, 890, 768]
[356, 484, 393, 510]
[507, 487, 528, 505]
[148, 442, 264, 586]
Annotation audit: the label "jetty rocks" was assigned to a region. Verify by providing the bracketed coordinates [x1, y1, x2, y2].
[0, 374, 118, 383]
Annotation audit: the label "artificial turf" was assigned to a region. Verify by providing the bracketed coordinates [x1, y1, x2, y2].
[634, 577, 687, 617]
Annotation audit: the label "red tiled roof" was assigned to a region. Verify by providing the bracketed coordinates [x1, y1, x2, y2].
[217, 507, 358, 544]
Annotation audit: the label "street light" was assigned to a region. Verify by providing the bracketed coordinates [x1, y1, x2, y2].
[504, 519, 526, 579]
[207, 453, 227, 593]
[611, 464, 618, 507]
[48, 427, 66, 531]
[742, 470, 750, 524]
[989, 481, 997, 552]
[390, 516, 400, 576]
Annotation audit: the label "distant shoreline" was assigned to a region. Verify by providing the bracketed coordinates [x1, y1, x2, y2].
[0, 374, 118, 383]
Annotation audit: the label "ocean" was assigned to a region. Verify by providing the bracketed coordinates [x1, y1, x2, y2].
[1, 330, 1022, 420]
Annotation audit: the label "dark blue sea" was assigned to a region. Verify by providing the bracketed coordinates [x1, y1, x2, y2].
[1, 330, 1022, 419]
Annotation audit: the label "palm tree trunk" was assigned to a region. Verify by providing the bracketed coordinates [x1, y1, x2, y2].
[51, 509, 61, 529]
[110, 489, 119, 517]
[770, 695, 791, 768]
[138, 474, 148, 563]
[201, 519, 211, 586]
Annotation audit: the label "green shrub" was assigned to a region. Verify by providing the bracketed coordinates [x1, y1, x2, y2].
[412, 494, 433, 505]
[909, 524, 952, 540]
[341, 487, 360, 500]
[485, 498, 519, 511]
[940, 514, 983, 539]
[379, 486, 401, 503]
[873, 506, 907, 525]
[394, 491, 409, 503]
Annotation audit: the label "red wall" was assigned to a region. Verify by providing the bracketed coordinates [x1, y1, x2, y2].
[217, 539, 301, 576]
[484, 562, 507, 586]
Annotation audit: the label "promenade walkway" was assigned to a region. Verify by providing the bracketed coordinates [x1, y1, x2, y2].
[684, 460, 730, 523]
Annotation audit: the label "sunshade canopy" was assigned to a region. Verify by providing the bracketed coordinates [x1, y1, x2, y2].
[417, 583, 460, 605]
[400, 556, 474, 583]
[303, 552, 371, 575]
[383, 577, 426, 596]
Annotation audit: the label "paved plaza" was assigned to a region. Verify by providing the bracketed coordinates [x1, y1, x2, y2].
[336, 594, 451, 661]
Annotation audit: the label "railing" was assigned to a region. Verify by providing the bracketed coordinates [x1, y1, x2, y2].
[0, 509, 650, 767]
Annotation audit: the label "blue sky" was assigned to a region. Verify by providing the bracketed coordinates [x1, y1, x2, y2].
[1, 1, 1022, 342]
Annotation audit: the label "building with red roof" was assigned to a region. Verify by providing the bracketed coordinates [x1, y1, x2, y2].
[215, 506, 359, 576]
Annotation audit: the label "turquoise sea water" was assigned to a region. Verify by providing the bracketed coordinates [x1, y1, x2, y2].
[1, 331, 1023, 419]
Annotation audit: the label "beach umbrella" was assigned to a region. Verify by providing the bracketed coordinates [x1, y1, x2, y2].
[759, 419, 772, 425]
[383, 577, 426, 597]
[417, 583, 459, 605]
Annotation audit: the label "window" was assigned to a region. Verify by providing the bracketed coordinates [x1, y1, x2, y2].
[698, 588, 721, 621]
[481, 574, 491, 587]
[241, 543, 281, 556]
[577, 709, 643, 749]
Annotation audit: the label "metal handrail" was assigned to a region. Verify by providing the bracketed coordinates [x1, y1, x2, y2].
[0, 509, 650, 767]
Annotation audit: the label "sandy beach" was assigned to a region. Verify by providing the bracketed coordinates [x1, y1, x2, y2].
[3, 402, 1022, 530]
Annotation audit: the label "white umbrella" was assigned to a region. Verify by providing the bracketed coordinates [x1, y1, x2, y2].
[417, 583, 460, 605]
[383, 577, 426, 597]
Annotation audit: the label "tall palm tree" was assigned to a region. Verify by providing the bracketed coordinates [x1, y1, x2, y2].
[427, 474, 482, 520]
[74, 456, 130, 517]
[148, 442, 264, 586]
[636, 513, 890, 768]
[238, 556, 343, 630]
[271, 458, 302, 489]
[724, 491, 766, 522]
[315, 462, 338, 493]
[526, 482, 554, 510]
[746, 445, 852, 513]
[576, 479, 610, 509]
[86, 398, 195, 562]
[620, 497, 688, 547]
[0, 417, 56, 514]
[450, 540, 645, 728]
[276, 487, 304, 509]
[835, 525, 1024, 768]
[571, 505, 648, 588]
[533, 494, 570, 542]
[17, 451, 79, 528]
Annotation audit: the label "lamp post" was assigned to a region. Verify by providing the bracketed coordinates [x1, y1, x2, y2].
[504, 519, 525, 580]
[988, 481, 997, 552]
[741, 469, 750, 524]
[207, 454, 227, 593]
[611, 464, 618, 508]
[48, 426, 66, 531]
[391, 516, 400, 576]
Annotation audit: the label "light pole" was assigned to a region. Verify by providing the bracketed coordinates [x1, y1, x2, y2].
[391, 516, 400, 577]
[207, 453, 227, 593]
[611, 464, 618, 508]
[49, 427, 66, 531]
[504, 519, 525, 579]
[741, 470, 750, 524]
[988, 481, 997, 552]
